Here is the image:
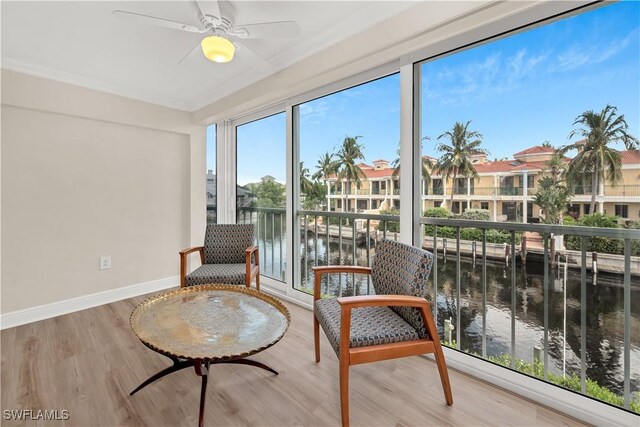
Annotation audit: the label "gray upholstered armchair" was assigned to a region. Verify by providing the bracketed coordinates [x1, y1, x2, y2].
[312, 239, 452, 427]
[179, 224, 260, 290]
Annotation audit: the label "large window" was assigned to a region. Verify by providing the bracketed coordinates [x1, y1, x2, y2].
[206, 124, 216, 224]
[236, 113, 286, 281]
[293, 74, 400, 295]
[217, 1, 638, 418]
[418, 1, 639, 412]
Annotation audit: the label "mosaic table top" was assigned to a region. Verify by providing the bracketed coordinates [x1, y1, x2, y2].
[130, 284, 290, 361]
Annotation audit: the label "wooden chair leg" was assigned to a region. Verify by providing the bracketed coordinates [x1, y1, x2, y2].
[339, 352, 350, 427]
[421, 305, 453, 406]
[313, 314, 320, 363]
[434, 344, 453, 405]
[255, 273, 260, 292]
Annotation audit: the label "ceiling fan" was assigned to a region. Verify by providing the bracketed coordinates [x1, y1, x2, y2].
[112, 0, 300, 69]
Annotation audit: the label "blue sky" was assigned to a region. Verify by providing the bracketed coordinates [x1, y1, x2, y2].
[208, 1, 639, 185]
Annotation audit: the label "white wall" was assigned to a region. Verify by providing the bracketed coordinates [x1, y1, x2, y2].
[1, 70, 206, 316]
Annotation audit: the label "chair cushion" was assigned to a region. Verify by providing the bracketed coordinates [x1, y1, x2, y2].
[203, 224, 255, 265]
[371, 239, 434, 338]
[314, 298, 420, 357]
[184, 264, 248, 286]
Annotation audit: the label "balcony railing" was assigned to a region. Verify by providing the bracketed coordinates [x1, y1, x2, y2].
[453, 186, 469, 195]
[569, 185, 640, 197]
[476, 187, 498, 196]
[572, 185, 594, 195]
[371, 188, 384, 195]
[393, 188, 400, 195]
[604, 185, 640, 197]
[293, 209, 639, 414]
[238, 207, 286, 282]
[242, 204, 639, 413]
[500, 186, 523, 196]
[432, 187, 444, 195]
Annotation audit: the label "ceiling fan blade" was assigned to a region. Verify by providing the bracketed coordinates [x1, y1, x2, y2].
[113, 10, 206, 33]
[178, 40, 203, 64]
[233, 21, 300, 39]
[194, 0, 221, 21]
[234, 42, 271, 71]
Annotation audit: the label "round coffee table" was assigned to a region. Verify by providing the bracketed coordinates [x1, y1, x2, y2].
[129, 284, 290, 427]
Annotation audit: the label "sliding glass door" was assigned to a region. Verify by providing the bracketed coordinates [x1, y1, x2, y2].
[235, 111, 287, 284]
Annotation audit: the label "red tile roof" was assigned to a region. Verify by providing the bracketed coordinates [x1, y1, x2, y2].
[474, 160, 520, 173]
[473, 160, 547, 173]
[621, 150, 640, 165]
[513, 146, 555, 157]
[362, 168, 395, 178]
[511, 162, 544, 172]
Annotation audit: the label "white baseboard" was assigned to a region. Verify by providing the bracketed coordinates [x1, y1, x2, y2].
[0, 276, 179, 330]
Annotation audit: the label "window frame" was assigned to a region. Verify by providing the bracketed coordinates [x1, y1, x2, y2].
[615, 204, 629, 218]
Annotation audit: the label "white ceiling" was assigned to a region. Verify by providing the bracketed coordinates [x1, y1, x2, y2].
[1, 1, 416, 111]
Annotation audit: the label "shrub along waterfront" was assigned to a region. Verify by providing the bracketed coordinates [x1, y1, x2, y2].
[563, 213, 640, 256]
[423, 208, 522, 244]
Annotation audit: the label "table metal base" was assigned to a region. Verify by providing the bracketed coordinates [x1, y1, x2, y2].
[130, 355, 278, 427]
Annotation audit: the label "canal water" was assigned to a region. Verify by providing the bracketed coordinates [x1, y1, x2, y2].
[257, 230, 639, 396]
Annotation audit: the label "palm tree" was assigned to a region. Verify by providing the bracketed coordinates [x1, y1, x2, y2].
[300, 161, 313, 196]
[313, 151, 338, 211]
[335, 136, 365, 213]
[563, 105, 638, 214]
[391, 138, 433, 193]
[544, 151, 567, 185]
[434, 121, 487, 207]
[533, 177, 572, 225]
[542, 141, 554, 149]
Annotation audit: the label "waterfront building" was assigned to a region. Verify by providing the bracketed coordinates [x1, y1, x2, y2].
[326, 145, 640, 222]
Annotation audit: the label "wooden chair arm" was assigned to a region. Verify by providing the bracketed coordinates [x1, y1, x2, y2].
[179, 246, 204, 256]
[312, 266, 372, 301]
[179, 246, 204, 288]
[245, 245, 260, 291]
[312, 266, 372, 275]
[245, 245, 259, 255]
[337, 295, 430, 310]
[245, 245, 259, 265]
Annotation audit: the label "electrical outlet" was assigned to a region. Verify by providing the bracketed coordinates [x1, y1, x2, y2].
[99, 256, 112, 270]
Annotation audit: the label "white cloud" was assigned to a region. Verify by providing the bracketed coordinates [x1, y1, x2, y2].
[424, 47, 550, 107]
[554, 28, 637, 71]
[298, 100, 331, 125]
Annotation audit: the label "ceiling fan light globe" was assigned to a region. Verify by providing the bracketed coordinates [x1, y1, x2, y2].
[201, 36, 235, 63]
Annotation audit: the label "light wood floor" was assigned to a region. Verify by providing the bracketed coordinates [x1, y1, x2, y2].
[1, 291, 586, 427]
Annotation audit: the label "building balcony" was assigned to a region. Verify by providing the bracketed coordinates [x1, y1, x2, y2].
[572, 185, 594, 195]
[432, 187, 444, 195]
[499, 186, 524, 196]
[453, 186, 468, 195]
[604, 185, 640, 197]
